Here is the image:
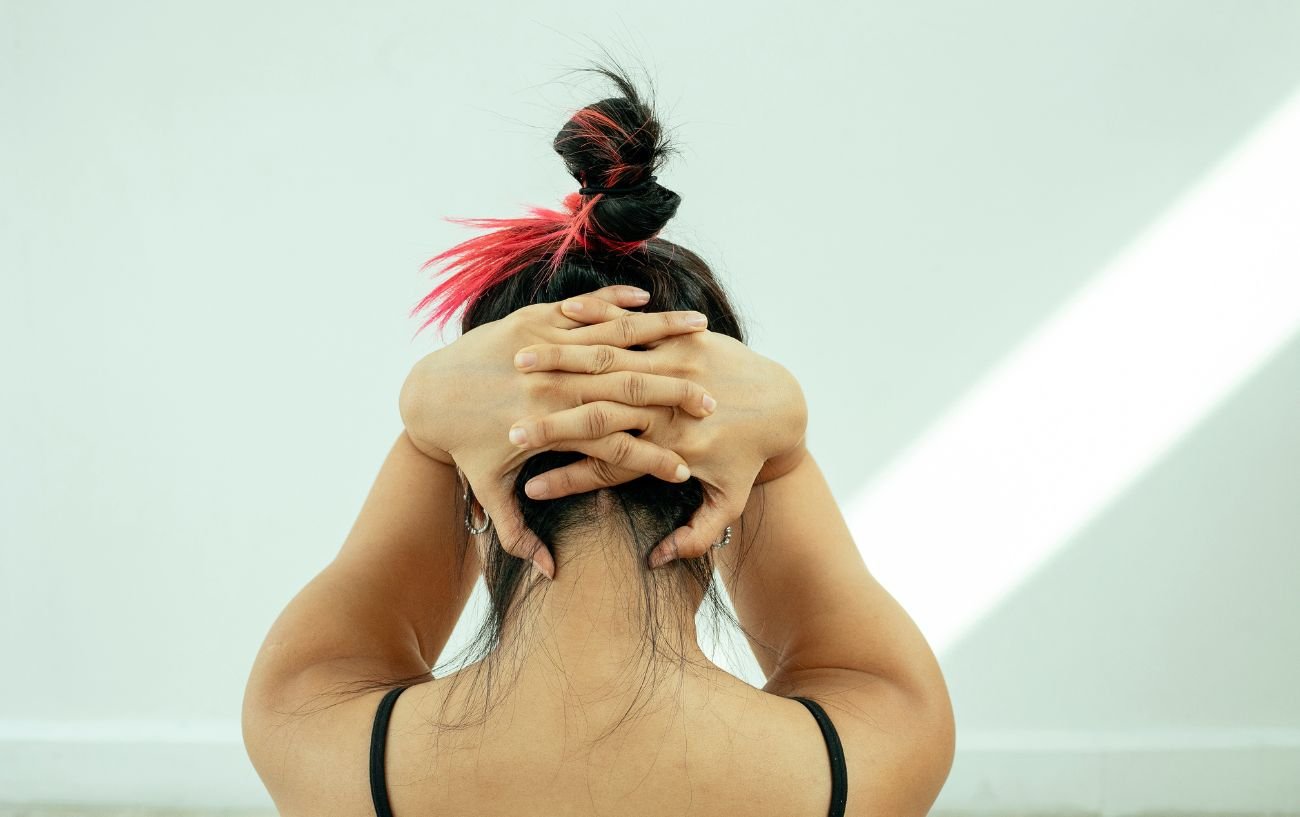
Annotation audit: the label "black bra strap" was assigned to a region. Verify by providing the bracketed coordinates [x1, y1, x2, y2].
[369, 685, 411, 817]
[791, 696, 849, 817]
[370, 685, 844, 817]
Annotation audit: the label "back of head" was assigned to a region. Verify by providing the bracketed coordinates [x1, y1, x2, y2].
[409, 63, 754, 723]
[415, 61, 745, 572]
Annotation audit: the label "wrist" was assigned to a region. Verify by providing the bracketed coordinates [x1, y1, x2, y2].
[403, 428, 455, 466]
[755, 436, 808, 484]
[398, 351, 458, 466]
[753, 363, 807, 485]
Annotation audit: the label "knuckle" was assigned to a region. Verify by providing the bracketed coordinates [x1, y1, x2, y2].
[589, 345, 617, 375]
[623, 373, 646, 405]
[616, 315, 639, 346]
[609, 432, 637, 465]
[660, 355, 690, 380]
[522, 372, 548, 400]
[539, 372, 565, 398]
[544, 467, 575, 498]
[584, 405, 609, 438]
[532, 416, 553, 443]
[538, 344, 562, 369]
[587, 457, 620, 487]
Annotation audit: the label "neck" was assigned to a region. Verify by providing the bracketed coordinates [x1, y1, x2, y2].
[497, 527, 713, 694]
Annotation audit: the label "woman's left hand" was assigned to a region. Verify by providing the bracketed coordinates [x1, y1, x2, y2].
[398, 285, 717, 578]
[505, 295, 809, 570]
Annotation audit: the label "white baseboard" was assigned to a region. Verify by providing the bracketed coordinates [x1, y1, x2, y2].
[3, 724, 1299, 815]
[936, 729, 1300, 815]
[0, 721, 270, 810]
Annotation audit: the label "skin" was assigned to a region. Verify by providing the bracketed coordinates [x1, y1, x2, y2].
[508, 293, 813, 567]
[398, 285, 808, 576]
[242, 286, 955, 816]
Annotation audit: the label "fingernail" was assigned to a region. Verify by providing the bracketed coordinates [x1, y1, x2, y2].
[674, 464, 690, 481]
[533, 560, 553, 580]
[702, 394, 717, 413]
[631, 288, 650, 301]
[563, 299, 583, 313]
[685, 312, 707, 327]
[525, 477, 548, 498]
[648, 551, 668, 569]
[509, 426, 528, 446]
[515, 351, 537, 368]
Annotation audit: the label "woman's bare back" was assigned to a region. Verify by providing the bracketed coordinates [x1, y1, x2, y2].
[376, 664, 846, 817]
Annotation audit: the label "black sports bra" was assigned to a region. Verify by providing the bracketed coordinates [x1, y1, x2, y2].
[369, 684, 848, 817]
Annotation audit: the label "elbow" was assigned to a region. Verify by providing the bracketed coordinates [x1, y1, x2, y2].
[918, 682, 957, 810]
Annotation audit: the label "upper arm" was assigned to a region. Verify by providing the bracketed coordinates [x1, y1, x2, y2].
[241, 561, 429, 812]
[717, 449, 955, 809]
[244, 431, 478, 701]
[243, 668, 395, 817]
[242, 432, 480, 808]
[718, 448, 950, 703]
[766, 668, 955, 817]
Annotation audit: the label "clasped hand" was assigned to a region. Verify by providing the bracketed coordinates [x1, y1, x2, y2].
[399, 285, 807, 578]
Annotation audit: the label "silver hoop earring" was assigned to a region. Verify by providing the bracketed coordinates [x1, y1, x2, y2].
[464, 485, 490, 535]
[711, 525, 733, 549]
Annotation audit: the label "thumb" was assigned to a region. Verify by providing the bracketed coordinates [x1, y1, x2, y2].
[479, 489, 555, 580]
[648, 503, 733, 569]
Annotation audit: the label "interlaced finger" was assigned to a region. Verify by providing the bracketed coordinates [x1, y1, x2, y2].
[542, 432, 689, 489]
[568, 310, 709, 348]
[516, 343, 656, 375]
[554, 295, 708, 347]
[508, 402, 669, 449]
[521, 367, 715, 418]
[521, 456, 634, 501]
[540, 286, 651, 329]
[469, 480, 556, 579]
[648, 491, 744, 569]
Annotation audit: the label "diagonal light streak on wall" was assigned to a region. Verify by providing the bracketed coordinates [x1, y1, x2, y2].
[845, 89, 1300, 654]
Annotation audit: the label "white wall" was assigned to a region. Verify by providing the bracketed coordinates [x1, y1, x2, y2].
[3, 1, 1299, 812]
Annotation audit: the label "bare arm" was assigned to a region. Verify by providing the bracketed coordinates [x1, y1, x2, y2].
[716, 446, 946, 697]
[714, 444, 956, 811]
[243, 431, 476, 711]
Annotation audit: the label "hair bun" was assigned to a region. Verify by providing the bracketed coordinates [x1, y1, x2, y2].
[552, 73, 681, 245]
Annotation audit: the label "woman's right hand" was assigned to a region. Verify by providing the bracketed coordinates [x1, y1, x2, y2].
[506, 295, 808, 568]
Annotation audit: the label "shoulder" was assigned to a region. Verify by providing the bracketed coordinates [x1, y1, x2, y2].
[765, 667, 956, 817]
[242, 669, 438, 817]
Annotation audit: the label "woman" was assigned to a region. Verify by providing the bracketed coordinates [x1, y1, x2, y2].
[242, 66, 954, 816]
